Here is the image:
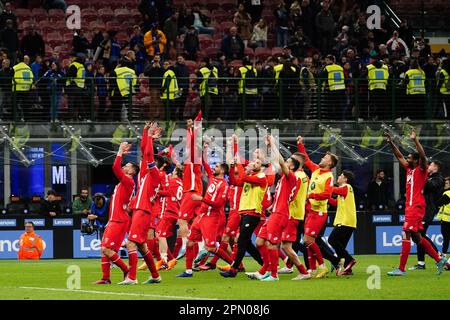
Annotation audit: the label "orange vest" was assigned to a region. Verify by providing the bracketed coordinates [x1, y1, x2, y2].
[18, 232, 44, 260]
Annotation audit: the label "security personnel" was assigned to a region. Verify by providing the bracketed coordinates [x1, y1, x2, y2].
[277, 58, 299, 119]
[237, 56, 259, 119]
[436, 59, 450, 119]
[366, 56, 389, 120]
[404, 59, 426, 119]
[321, 54, 346, 120]
[300, 57, 317, 119]
[12, 55, 34, 121]
[160, 60, 179, 120]
[110, 59, 137, 122]
[196, 57, 219, 120]
[436, 177, 450, 256]
[18, 222, 44, 260]
[65, 52, 86, 120]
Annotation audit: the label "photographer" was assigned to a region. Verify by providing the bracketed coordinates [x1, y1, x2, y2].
[72, 188, 92, 215]
[82, 193, 109, 238]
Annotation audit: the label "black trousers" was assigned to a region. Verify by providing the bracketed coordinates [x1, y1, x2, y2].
[231, 215, 264, 269]
[369, 89, 388, 119]
[328, 225, 355, 267]
[316, 225, 340, 268]
[417, 221, 440, 262]
[441, 221, 450, 254]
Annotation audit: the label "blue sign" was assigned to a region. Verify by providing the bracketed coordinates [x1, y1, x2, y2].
[53, 218, 73, 227]
[73, 230, 102, 258]
[372, 215, 392, 223]
[0, 219, 17, 227]
[322, 227, 354, 255]
[376, 226, 442, 254]
[0, 230, 53, 259]
[24, 219, 45, 227]
[399, 215, 405, 222]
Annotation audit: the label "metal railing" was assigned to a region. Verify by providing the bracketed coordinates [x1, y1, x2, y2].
[1, 76, 447, 122]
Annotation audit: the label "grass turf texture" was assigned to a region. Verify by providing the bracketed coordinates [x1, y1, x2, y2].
[0, 255, 448, 300]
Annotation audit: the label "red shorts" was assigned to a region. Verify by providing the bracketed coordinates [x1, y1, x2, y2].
[403, 206, 425, 232]
[179, 192, 201, 222]
[266, 212, 289, 244]
[155, 213, 178, 238]
[304, 211, 327, 238]
[281, 218, 300, 242]
[128, 209, 153, 244]
[188, 214, 219, 247]
[101, 220, 130, 251]
[216, 214, 226, 241]
[225, 212, 241, 237]
[253, 219, 264, 236]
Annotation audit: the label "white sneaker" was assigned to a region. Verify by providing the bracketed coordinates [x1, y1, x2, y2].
[278, 266, 294, 274]
[336, 258, 345, 276]
[117, 277, 138, 285]
[291, 273, 312, 280]
[246, 271, 269, 280]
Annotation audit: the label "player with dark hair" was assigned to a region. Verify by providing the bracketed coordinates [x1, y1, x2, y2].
[328, 170, 357, 276]
[386, 128, 448, 276]
[94, 142, 139, 284]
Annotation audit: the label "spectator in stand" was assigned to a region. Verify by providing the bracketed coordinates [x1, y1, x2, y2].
[133, 44, 146, 76]
[144, 23, 167, 61]
[233, 4, 253, 47]
[138, 0, 159, 26]
[20, 26, 45, 59]
[31, 54, 42, 80]
[183, 25, 199, 61]
[300, 0, 319, 44]
[44, 0, 68, 11]
[72, 29, 90, 55]
[288, 27, 311, 58]
[334, 25, 350, 53]
[436, 59, 450, 119]
[242, 0, 264, 24]
[221, 26, 245, 61]
[366, 169, 390, 210]
[95, 64, 108, 120]
[0, 58, 13, 120]
[18, 222, 44, 260]
[0, 2, 17, 30]
[289, 1, 303, 31]
[274, 0, 290, 48]
[72, 188, 93, 215]
[191, 3, 215, 35]
[164, 11, 179, 51]
[91, 28, 104, 56]
[89, 193, 110, 236]
[250, 19, 268, 48]
[41, 189, 62, 217]
[41, 60, 64, 121]
[373, 14, 391, 46]
[85, 62, 95, 101]
[386, 31, 410, 58]
[174, 55, 189, 120]
[143, 53, 164, 118]
[315, 1, 335, 55]
[130, 25, 144, 50]
[399, 18, 414, 49]
[0, 19, 18, 64]
[416, 38, 432, 60]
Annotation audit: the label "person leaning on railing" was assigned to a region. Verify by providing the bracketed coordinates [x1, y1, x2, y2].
[12, 54, 34, 121]
[196, 57, 220, 121]
[366, 55, 389, 120]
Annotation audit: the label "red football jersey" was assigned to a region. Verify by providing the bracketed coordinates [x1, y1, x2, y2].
[199, 177, 228, 216]
[133, 165, 161, 214]
[271, 171, 297, 216]
[405, 164, 428, 208]
[228, 185, 243, 213]
[160, 176, 183, 218]
[108, 155, 135, 223]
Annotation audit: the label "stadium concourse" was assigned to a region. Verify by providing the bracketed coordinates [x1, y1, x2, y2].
[0, 0, 449, 301]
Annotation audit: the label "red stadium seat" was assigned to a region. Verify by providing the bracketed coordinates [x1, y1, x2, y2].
[271, 47, 283, 57]
[221, 1, 237, 12]
[185, 60, 198, 73]
[205, 3, 220, 11]
[15, 8, 32, 20]
[81, 8, 97, 21]
[214, 38, 222, 48]
[244, 47, 254, 58]
[130, 9, 142, 20]
[229, 59, 243, 68]
[63, 33, 74, 43]
[105, 21, 121, 30]
[90, 21, 106, 30]
[116, 32, 129, 46]
[204, 47, 218, 59]
[46, 33, 63, 47]
[48, 9, 66, 22]
[220, 21, 235, 33]
[255, 47, 271, 61]
[31, 8, 48, 21]
[199, 34, 213, 50]
[98, 8, 115, 21]
[114, 8, 131, 20]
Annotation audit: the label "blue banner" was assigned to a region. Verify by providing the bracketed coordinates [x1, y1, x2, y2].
[372, 215, 392, 223]
[52, 218, 73, 227]
[0, 230, 53, 259]
[73, 230, 102, 258]
[24, 219, 45, 227]
[376, 226, 442, 254]
[0, 219, 17, 227]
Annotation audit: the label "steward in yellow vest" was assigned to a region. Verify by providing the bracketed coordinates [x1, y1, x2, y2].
[66, 54, 85, 89]
[327, 170, 357, 275]
[12, 58, 34, 92]
[436, 60, 450, 119]
[65, 52, 87, 120]
[320, 54, 346, 120]
[160, 61, 179, 100]
[113, 65, 137, 97]
[366, 56, 390, 120]
[12, 55, 34, 121]
[436, 178, 450, 254]
[404, 59, 426, 119]
[109, 59, 137, 121]
[195, 57, 220, 120]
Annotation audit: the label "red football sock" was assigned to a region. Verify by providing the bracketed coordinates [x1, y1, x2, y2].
[167, 247, 174, 261]
[399, 239, 411, 272]
[278, 249, 286, 261]
[270, 248, 279, 278]
[296, 262, 308, 275]
[186, 245, 194, 270]
[257, 244, 269, 275]
[143, 250, 159, 278]
[153, 239, 162, 261]
[127, 249, 138, 280]
[210, 241, 228, 265]
[101, 256, 110, 280]
[309, 242, 324, 265]
[286, 259, 294, 269]
[173, 237, 182, 257]
[193, 243, 199, 258]
[231, 243, 238, 261]
[109, 252, 129, 275]
[214, 244, 233, 264]
[307, 246, 316, 270]
[146, 239, 154, 254]
[418, 238, 441, 262]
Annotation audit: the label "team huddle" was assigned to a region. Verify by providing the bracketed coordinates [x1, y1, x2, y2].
[94, 112, 449, 285]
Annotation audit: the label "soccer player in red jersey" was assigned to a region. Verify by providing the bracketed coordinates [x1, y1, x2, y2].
[386, 128, 448, 276]
[155, 164, 184, 270]
[94, 142, 139, 284]
[249, 135, 304, 281]
[118, 124, 163, 285]
[177, 144, 233, 278]
[177, 112, 203, 258]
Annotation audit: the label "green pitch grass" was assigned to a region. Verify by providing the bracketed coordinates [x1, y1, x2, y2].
[0, 255, 448, 300]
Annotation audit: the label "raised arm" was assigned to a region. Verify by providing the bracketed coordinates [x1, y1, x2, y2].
[410, 128, 427, 170]
[268, 135, 289, 176]
[202, 141, 214, 179]
[112, 142, 130, 181]
[229, 161, 244, 187]
[385, 133, 408, 168]
[332, 185, 348, 197]
[297, 135, 319, 172]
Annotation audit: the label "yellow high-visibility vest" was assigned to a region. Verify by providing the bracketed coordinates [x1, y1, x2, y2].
[65, 61, 85, 88]
[289, 170, 309, 220]
[325, 64, 345, 91]
[333, 184, 357, 228]
[12, 62, 33, 92]
[367, 64, 389, 90]
[238, 65, 258, 95]
[437, 190, 450, 223]
[405, 68, 426, 95]
[115, 66, 137, 97]
[439, 69, 449, 95]
[239, 172, 267, 214]
[199, 66, 219, 96]
[160, 69, 180, 100]
[308, 169, 334, 213]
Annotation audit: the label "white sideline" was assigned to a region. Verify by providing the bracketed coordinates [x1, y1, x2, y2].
[18, 286, 217, 300]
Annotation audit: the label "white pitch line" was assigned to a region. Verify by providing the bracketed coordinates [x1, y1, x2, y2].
[18, 286, 217, 300]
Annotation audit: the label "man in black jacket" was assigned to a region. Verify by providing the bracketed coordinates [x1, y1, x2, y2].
[20, 26, 45, 59]
[409, 160, 445, 270]
[0, 19, 18, 64]
[41, 190, 62, 217]
[174, 55, 189, 120]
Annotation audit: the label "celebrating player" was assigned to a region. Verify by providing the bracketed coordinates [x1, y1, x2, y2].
[386, 128, 448, 276]
[94, 142, 139, 284]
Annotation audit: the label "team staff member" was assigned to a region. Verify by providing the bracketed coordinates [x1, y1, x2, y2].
[327, 170, 357, 276]
[437, 177, 450, 257]
[18, 222, 44, 260]
[196, 57, 220, 120]
[109, 59, 137, 122]
[386, 128, 447, 276]
[93, 142, 139, 285]
[320, 54, 345, 120]
[366, 55, 389, 120]
[297, 135, 338, 279]
[12, 55, 34, 121]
